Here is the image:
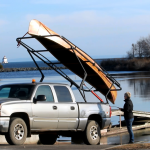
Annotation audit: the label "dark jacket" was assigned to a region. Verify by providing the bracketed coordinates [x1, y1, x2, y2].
[121, 98, 134, 120]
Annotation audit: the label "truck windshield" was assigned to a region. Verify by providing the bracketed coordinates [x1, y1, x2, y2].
[0, 85, 35, 100]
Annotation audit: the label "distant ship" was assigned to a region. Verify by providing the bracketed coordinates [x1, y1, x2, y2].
[2, 56, 8, 63]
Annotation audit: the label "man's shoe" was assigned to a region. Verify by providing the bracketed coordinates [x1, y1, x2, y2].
[128, 141, 134, 144]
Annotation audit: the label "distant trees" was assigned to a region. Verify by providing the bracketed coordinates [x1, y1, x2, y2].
[101, 35, 150, 71]
[127, 35, 150, 58]
[101, 58, 150, 71]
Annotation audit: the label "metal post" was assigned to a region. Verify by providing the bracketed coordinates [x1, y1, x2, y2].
[71, 48, 87, 102]
[120, 115, 122, 129]
[105, 83, 113, 103]
[27, 50, 44, 82]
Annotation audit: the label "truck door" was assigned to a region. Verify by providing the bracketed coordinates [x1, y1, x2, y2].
[32, 85, 58, 130]
[53, 86, 78, 130]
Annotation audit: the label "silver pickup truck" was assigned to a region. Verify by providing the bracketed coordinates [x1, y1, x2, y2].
[0, 82, 111, 145]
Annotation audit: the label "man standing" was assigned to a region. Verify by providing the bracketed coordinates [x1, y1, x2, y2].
[120, 92, 134, 143]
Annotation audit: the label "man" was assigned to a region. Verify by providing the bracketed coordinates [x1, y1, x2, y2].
[119, 92, 134, 143]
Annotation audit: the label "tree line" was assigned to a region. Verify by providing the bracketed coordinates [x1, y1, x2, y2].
[127, 35, 150, 58]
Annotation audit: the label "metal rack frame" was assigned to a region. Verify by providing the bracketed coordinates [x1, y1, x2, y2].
[16, 35, 122, 103]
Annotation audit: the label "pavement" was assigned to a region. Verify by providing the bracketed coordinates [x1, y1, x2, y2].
[1, 128, 150, 150]
[0, 144, 117, 150]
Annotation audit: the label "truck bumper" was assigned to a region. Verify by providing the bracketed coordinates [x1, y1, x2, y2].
[102, 118, 111, 129]
[0, 117, 10, 133]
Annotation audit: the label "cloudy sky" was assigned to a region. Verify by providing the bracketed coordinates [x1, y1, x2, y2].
[0, 0, 150, 62]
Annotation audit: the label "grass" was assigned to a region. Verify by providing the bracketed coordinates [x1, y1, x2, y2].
[101, 58, 150, 71]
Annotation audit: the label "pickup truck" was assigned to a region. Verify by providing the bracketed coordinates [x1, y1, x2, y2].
[0, 81, 111, 145]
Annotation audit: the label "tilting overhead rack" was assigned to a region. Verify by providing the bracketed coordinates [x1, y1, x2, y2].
[16, 35, 122, 103]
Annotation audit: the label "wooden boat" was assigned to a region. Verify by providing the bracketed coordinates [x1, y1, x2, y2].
[28, 19, 117, 104]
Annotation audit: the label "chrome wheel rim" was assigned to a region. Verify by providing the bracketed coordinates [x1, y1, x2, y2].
[90, 126, 98, 140]
[14, 124, 24, 140]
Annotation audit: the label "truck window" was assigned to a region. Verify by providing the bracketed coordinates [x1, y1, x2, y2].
[54, 86, 72, 102]
[35, 85, 54, 102]
[0, 87, 11, 98]
[0, 85, 34, 100]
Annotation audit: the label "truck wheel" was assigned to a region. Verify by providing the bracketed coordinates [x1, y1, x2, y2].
[39, 134, 57, 145]
[83, 120, 100, 145]
[5, 117, 27, 145]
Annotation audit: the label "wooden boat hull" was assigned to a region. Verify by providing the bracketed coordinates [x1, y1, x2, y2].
[28, 19, 117, 104]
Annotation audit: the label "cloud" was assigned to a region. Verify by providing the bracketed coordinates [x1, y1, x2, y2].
[30, 0, 150, 12]
[25, 11, 150, 37]
[25, 11, 114, 36]
[24, 10, 150, 57]
[1, 0, 150, 61]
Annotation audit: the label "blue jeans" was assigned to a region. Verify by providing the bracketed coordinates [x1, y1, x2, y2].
[125, 118, 134, 142]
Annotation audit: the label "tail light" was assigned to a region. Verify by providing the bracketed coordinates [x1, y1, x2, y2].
[110, 106, 112, 117]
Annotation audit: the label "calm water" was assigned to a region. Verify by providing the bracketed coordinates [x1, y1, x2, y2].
[2, 61, 62, 68]
[2, 60, 102, 69]
[1, 69, 150, 142]
[0, 69, 150, 125]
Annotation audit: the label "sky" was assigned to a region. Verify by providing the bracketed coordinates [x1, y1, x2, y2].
[0, 0, 150, 62]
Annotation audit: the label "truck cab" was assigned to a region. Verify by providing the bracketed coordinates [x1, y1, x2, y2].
[0, 81, 111, 145]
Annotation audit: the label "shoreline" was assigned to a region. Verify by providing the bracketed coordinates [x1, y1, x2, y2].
[0, 66, 67, 72]
[101, 58, 150, 71]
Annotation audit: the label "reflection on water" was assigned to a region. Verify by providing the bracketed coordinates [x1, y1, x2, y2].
[128, 78, 150, 100]
[111, 71, 150, 125]
[1, 70, 150, 143]
[113, 72, 150, 101]
[113, 72, 150, 111]
[101, 128, 150, 145]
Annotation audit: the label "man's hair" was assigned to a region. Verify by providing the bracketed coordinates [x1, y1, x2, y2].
[125, 92, 131, 98]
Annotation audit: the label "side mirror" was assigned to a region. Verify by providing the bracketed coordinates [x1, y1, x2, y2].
[36, 95, 46, 102]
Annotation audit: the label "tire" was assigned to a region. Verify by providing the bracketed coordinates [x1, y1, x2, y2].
[5, 117, 27, 145]
[83, 120, 101, 145]
[39, 134, 57, 145]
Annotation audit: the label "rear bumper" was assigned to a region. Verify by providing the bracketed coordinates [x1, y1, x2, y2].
[0, 117, 10, 133]
[101, 118, 111, 129]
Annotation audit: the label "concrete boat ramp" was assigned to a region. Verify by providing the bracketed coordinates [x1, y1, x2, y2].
[0, 109, 149, 149]
[100, 109, 150, 137]
[112, 109, 150, 118]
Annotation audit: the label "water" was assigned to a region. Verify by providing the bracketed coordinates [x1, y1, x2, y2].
[1, 64, 150, 125]
[2, 60, 102, 69]
[1, 67, 150, 143]
[101, 128, 150, 145]
[2, 61, 62, 68]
